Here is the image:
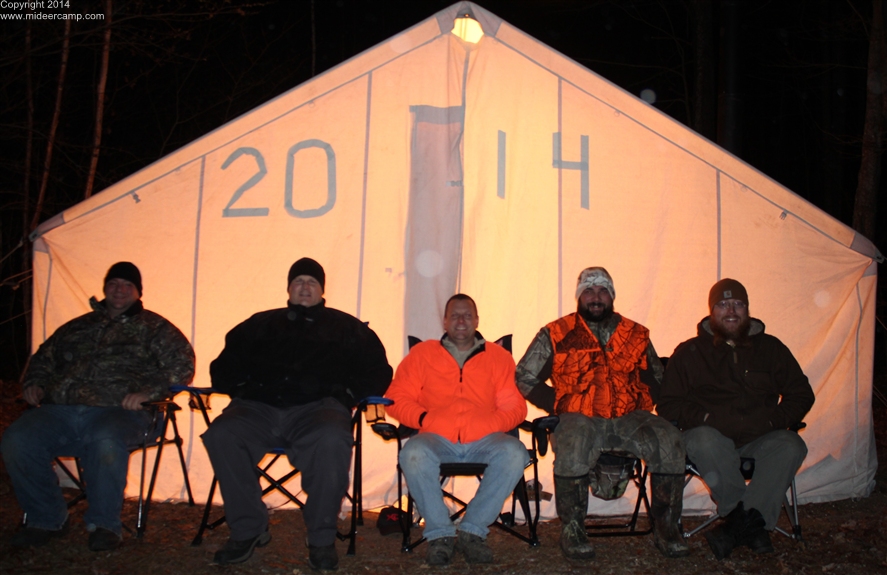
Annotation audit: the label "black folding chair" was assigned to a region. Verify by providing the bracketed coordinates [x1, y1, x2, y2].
[182, 386, 390, 556]
[527, 415, 653, 538]
[584, 451, 652, 537]
[372, 415, 555, 551]
[52, 394, 195, 538]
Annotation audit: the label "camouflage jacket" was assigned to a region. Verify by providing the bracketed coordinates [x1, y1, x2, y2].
[23, 297, 195, 407]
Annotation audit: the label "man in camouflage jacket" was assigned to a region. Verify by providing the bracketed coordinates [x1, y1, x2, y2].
[1, 262, 195, 551]
[516, 267, 688, 562]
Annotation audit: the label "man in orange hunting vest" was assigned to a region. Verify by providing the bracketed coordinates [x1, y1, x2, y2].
[516, 267, 688, 562]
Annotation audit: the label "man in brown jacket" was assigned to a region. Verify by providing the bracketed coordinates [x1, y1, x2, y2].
[659, 279, 815, 560]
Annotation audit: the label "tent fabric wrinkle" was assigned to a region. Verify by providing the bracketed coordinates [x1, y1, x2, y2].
[30, 2, 877, 518]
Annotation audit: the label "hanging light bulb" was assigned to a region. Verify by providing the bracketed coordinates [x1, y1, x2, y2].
[452, 14, 483, 43]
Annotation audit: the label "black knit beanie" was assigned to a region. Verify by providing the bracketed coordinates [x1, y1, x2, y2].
[708, 278, 748, 310]
[287, 258, 325, 291]
[104, 262, 142, 295]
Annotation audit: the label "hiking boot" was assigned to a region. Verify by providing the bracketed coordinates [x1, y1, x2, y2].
[426, 536, 455, 566]
[747, 528, 774, 554]
[308, 543, 339, 571]
[560, 519, 596, 561]
[10, 519, 69, 548]
[455, 531, 494, 564]
[213, 531, 272, 564]
[88, 527, 121, 552]
[650, 473, 690, 558]
[704, 502, 750, 560]
[554, 474, 595, 562]
[741, 508, 773, 554]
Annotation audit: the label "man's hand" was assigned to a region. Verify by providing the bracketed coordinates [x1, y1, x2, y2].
[122, 392, 152, 411]
[22, 386, 45, 406]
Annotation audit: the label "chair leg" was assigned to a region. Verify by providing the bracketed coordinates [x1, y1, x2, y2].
[192, 476, 218, 546]
[169, 413, 195, 506]
[55, 458, 88, 507]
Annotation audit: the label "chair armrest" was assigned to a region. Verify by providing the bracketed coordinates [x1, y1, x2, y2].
[169, 385, 218, 396]
[530, 415, 559, 457]
[361, 396, 393, 406]
[140, 399, 181, 412]
[371, 422, 400, 441]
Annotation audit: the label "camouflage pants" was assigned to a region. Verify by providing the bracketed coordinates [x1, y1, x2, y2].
[553, 410, 685, 478]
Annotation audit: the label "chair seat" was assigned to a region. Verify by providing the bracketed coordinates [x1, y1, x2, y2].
[439, 462, 487, 476]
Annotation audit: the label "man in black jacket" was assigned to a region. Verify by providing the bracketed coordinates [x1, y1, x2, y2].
[658, 279, 814, 560]
[203, 258, 392, 570]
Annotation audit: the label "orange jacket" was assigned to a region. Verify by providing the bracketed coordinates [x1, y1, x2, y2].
[548, 313, 653, 418]
[386, 338, 527, 444]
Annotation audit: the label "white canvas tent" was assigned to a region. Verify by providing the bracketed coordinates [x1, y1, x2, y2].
[30, 2, 881, 519]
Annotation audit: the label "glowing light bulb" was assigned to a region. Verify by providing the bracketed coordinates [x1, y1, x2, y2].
[452, 16, 483, 43]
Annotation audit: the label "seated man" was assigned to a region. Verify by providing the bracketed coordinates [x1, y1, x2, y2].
[385, 294, 529, 566]
[202, 258, 392, 570]
[658, 279, 815, 560]
[515, 267, 688, 561]
[2, 262, 195, 551]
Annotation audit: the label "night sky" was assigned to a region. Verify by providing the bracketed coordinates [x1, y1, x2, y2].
[0, 0, 882, 378]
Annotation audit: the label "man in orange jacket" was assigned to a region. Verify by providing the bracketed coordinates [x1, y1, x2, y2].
[386, 294, 528, 567]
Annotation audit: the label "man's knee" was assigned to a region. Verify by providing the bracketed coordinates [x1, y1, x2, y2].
[759, 430, 808, 464]
[492, 436, 530, 470]
[0, 423, 26, 463]
[399, 436, 440, 475]
[310, 425, 353, 460]
[90, 437, 132, 469]
[201, 413, 251, 452]
[0, 415, 52, 466]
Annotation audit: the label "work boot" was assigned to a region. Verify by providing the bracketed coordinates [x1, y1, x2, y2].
[10, 519, 69, 548]
[213, 531, 272, 564]
[650, 473, 690, 558]
[740, 507, 772, 553]
[426, 536, 455, 566]
[87, 527, 121, 552]
[704, 501, 750, 560]
[455, 531, 494, 564]
[307, 543, 339, 571]
[554, 474, 595, 562]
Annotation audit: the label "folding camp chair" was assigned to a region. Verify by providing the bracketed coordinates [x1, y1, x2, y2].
[528, 415, 653, 538]
[584, 451, 652, 537]
[373, 334, 552, 551]
[682, 422, 806, 541]
[52, 395, 195, 538]
[182, 385, 390, 556]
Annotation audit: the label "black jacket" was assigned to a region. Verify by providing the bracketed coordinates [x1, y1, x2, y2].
[210, 300, 392, 408]
[658, 317, 814, 447]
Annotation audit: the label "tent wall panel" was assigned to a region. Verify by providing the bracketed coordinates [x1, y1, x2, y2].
[30, 2, 878, 516]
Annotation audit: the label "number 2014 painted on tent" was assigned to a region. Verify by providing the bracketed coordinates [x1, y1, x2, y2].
[221, 140, 337, 218]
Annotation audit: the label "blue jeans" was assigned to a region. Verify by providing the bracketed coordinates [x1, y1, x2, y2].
[1, 404, 153, 535]
[398, 432, 529, 541]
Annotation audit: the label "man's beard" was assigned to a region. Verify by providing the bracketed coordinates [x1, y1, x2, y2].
[710, 315, 751, 345]
[578, 301, 614, 323]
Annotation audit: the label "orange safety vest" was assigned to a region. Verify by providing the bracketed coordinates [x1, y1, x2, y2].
[547, 313, 653, 418]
